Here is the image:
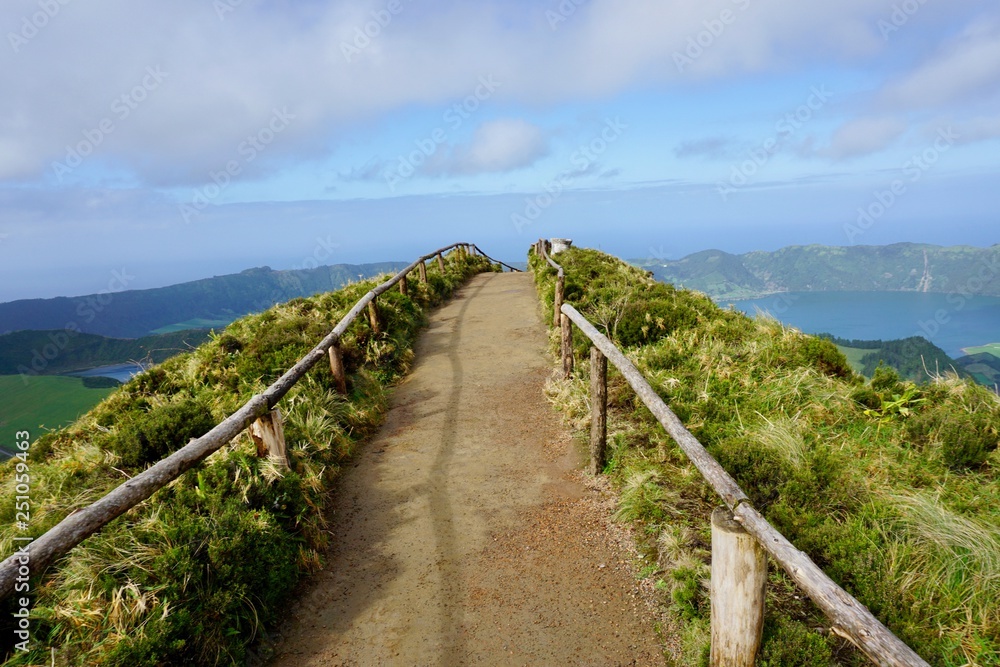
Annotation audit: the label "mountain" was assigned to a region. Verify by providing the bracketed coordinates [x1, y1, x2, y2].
[638, 243, 1000, 300]
[0, 262, 406, 338]
[0, 329, 211, 376]
[823, 335, 971, 384]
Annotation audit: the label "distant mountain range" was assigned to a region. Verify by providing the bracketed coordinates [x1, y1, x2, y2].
[637, 243, 1000, 300]
[0, 262, 406, 338]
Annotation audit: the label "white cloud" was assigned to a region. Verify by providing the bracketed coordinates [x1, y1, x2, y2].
[821, 116, 908, 159]
[422, 119, 549, 176]
[0, 0, 994, 188]
[879, 18, 1000, 111]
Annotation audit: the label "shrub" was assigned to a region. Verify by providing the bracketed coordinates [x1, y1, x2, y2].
[107, 399, 216, 469]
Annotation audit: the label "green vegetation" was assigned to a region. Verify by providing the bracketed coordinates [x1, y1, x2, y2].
[964, 343, 1000, 358]
[0, 376, 115, 457]
[0, 262, 407, 338]
[151, 318, 234, 335]
[531, 247, 1000, 666]
[0, 330, 211, 377]
[822, 335, 967, 384]
[0, 250, 497, 665]
[640, 242, 1000, 300]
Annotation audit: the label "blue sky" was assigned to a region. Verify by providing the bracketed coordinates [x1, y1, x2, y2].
[0, 0, 997, 302]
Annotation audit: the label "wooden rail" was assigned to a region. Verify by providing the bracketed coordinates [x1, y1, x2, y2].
[538, 241, 928, 667]
[0, 242, 492, 601]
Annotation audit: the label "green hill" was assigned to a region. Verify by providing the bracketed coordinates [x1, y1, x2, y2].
[532, 246, 1000, 666]
[822, 335, 970, 384]
[639, 242, 1000, 300]
[0, 262, 407, 338]
[0, 252, 495, 665]
[0, 329, 211, 377]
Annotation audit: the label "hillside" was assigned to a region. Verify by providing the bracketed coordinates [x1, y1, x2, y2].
[639, 242, 1000, 300]
[0, 330, 211, 376]
[0, 262, 406, 338]
[0, 251, 495, 665]
[823, 335, 971, 384]
[532, 246, 1000, 666]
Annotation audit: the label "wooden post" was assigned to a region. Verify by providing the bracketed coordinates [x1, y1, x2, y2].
[399, 273, 408, 296]
[437, 252, 446, 272]
[250, 409, 289, 470]
[367, 299, 381, 334]
[561, 312, 574, 379]
[418, 261, 427, 283]
[589, 346, 607, 476]
[328, 344, 348, 395]
[711, 507, 766, 667]
[553, 272, 565, 327]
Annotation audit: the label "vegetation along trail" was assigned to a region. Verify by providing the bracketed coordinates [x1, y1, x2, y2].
[269, 271, 665, 666]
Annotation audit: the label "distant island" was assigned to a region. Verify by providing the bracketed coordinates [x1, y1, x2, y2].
[636, 242, 1000, 301]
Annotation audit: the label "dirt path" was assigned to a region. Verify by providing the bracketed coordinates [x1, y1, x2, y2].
[268, 272, 666, 666]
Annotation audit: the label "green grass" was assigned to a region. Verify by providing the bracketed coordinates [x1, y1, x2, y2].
[0, 250, 498, 665]
[963, 342, 1000, 359]
[151, 318, 234, 335]
[0, 376, 113, 456]
[836, 345, 868, 374]
[530, 246, 1000, 667]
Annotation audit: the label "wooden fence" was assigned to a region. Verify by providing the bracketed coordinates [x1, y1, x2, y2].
[535, 239, 928, 667]
[0, 242, 512, 601]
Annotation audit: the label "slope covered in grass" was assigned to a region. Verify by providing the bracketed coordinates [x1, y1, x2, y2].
[0, 250, 496, 666]
[531, 247, 1000, 666]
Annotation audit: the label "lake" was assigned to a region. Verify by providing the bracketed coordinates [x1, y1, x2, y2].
[728, 291, 1000, 358]
[69, 362, 146, 383]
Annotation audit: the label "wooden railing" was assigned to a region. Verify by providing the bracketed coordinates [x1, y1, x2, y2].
[534, 240, 928, 667]
[0, 243, 508, 601]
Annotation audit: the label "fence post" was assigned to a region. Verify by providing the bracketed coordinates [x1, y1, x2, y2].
[589, 345, 608, 475]
[561, 312, 574, 379]
[367, 299, 381, 334]
[418, 261, 427, 283]
[399, 273, 408, 296]
[251, 409, 289, 470]
[437, 252, 446, 272]
[328, 344, 348, 395]
[711, 507, 766, 667]
[553, 271, 565, 327]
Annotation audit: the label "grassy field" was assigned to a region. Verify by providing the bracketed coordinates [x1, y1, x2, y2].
[151, 318, 233, 334]
[0, 375, 113, 456]
[963, 342, 1000, 359]
[835, 345, 868, 374]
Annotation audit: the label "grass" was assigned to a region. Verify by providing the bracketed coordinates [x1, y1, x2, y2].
[0, 376, 114, 457]
[0, 249, 498, 665]
[963, 342, 1000, 359]
[151, 319, 235, 335]
[530, 246, 1000, 666]
[835, 345, 869, 374]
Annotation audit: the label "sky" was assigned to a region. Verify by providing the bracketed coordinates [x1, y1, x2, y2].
[0, 0, 998, 302]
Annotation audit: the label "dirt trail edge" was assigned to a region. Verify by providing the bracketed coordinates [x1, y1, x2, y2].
[269, 272, 666, 667]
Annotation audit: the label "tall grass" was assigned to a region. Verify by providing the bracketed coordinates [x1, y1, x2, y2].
[0, 250, 497, 666]
[530, 246, 1000, 666]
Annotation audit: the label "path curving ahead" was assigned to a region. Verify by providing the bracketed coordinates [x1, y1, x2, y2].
[269, 272, 665, 666]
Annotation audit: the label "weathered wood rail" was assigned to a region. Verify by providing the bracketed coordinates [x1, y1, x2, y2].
[535, 240, 928, 667]
[0, 242, 508, 601]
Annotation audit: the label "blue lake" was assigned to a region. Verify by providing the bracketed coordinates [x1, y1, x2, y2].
[69, 363, 146, 383]
[727, 291, 1000, 358]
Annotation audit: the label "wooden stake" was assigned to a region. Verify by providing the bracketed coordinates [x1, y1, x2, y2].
[418, 261, 427, 283]
[711, 507, 766, 667]
[437, 253, 446, 272]
[561, 312, 574, 379]
[250, 409, 289, 470]
[589, 346, 608, 476]
[328, 344, 347, 395]
[399, 273, 408, 296]
[553, 272, 565, 327]
[367, 300, 381, 334]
